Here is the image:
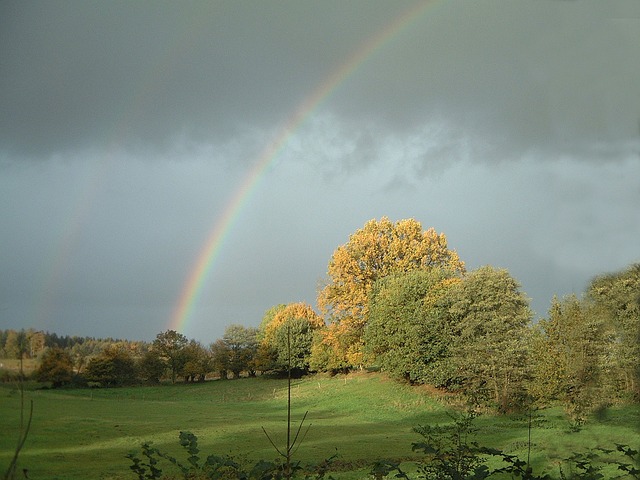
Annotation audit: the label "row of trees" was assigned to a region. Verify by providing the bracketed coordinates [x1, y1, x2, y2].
[0, 329, 46, 360]
[0, 328, 140, 366]
[10, 217, 640, 420]
[251, 217, 639, 417]
[35, 331, 207, 387]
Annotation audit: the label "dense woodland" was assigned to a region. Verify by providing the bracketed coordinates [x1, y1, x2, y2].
[2, 218, 639, 424]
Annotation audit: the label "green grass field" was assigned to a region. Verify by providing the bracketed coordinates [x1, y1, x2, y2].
[1, 373, 639, 479]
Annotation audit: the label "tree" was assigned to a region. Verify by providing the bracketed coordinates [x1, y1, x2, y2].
[36, 347, 74, 387]
[309, 321, 361, 374]
[532, 295, 608, 424]
[222, 325, 259, 378]
[138, 350, 166, 384]
[4, 330, 28, 360]
[152, 330, 188, 384]
[180, 340, 212, 382]
[85, 344, 137, 387]
[261, 302, 325, 374]
[258, 304, 286, 338]
[26, 329, 45, 358]
[365, 268, 461, 386]
[272, 318, 318, 375]
[209, 339, 230, 379]
[587, 264, 640, 399]
[446, 266, 532, 412]
[317, 217, 464, 369]
[69, 341, 98, 375]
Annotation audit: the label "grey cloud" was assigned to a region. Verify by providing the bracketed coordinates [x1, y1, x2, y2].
[329, 0, 640, 163]
[0, 1, 414, 157]
[3, 0, 639, 165]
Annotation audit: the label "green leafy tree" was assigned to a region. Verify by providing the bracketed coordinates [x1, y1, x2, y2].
[317, 217, 465, 370]
[36, 347, 74, 387]
[85, 344, 137, 387]
[153, 330, 188, 384]
[209, 339, 230, 379]
[272, 318, 318, 375]
[222, 324, 259, 378]
[180, 340, 212, 382]
[531, 295, 607, 426]
[258, 304, 286, 338]
[261, 303, 324, 374]
[447, 266, 532, 412]
[365, 268, 461, 386]
[4, 330, 28, 360]
[138, 349, 166, 384]
[69, 341, 97, 375]
[587, 263, 640, 400]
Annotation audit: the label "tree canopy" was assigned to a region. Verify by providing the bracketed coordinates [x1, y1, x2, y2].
[152, 330, 188, 384]
[260, 302, 325, 374]
[316, 217, 465, 369]
[446, 266, 532, 411]
[35, 347, 74, 388]
[365, 268, 461, 385]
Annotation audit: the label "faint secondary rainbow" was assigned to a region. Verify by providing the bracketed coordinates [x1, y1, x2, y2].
[169, 0, 440, 334]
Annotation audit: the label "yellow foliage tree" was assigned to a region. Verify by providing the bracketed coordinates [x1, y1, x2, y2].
[315, 217, 465, 370]
[262, 302, 325, 345]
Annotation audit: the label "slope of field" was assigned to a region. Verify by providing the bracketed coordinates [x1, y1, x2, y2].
[1, 373, 639, 479]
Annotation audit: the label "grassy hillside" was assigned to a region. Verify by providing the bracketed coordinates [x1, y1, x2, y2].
[1, 373, 639, 479]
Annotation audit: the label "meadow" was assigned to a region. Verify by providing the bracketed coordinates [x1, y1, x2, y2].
[1, 373, 639, 479]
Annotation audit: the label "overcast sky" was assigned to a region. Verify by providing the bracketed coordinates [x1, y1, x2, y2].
[1, 0, 639, 343]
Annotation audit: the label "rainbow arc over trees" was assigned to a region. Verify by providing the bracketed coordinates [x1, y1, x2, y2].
[169, 0, 440, 334]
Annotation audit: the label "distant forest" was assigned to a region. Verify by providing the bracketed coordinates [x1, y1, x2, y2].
[0, 329, 133, 357]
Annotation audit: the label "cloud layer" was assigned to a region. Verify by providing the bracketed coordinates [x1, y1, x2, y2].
[1, 0, 639, 341]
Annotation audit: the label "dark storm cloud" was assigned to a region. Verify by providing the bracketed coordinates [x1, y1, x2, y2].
[2, 1, 638, 163]
[0, 0, 413, 157]
[328, 0, 640, 165]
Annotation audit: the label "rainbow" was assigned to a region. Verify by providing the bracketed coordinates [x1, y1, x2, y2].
[169, 0, 439, 334]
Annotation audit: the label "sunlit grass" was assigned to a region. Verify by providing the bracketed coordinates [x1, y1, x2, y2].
[1, 373, 638, 479]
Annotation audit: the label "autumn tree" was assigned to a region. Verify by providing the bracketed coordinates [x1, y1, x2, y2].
[36, 347, 75, 388]
[152, 330, 188, 384]
[446, 266, 532, 412]
[365, 268, 461, 386]
[27, 329, 46, 358]
[316, 217, 464, 369]
[260, 302, 325, 374]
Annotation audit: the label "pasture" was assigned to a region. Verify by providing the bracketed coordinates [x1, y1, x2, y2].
[1, 373, 639, 479]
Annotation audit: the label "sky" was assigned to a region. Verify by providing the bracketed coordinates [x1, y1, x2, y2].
[1, 0, 639, 344]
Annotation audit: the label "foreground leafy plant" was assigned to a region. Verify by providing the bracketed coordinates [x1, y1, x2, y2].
[126, 430, 335, 479]
[411, 411, 491, 479]
[373, 409, 640, 480]
[558, 444, 640, 480]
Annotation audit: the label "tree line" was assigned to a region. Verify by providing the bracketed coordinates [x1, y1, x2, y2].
[0, 329, 138, 363]
[6, 217, 639, 421]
